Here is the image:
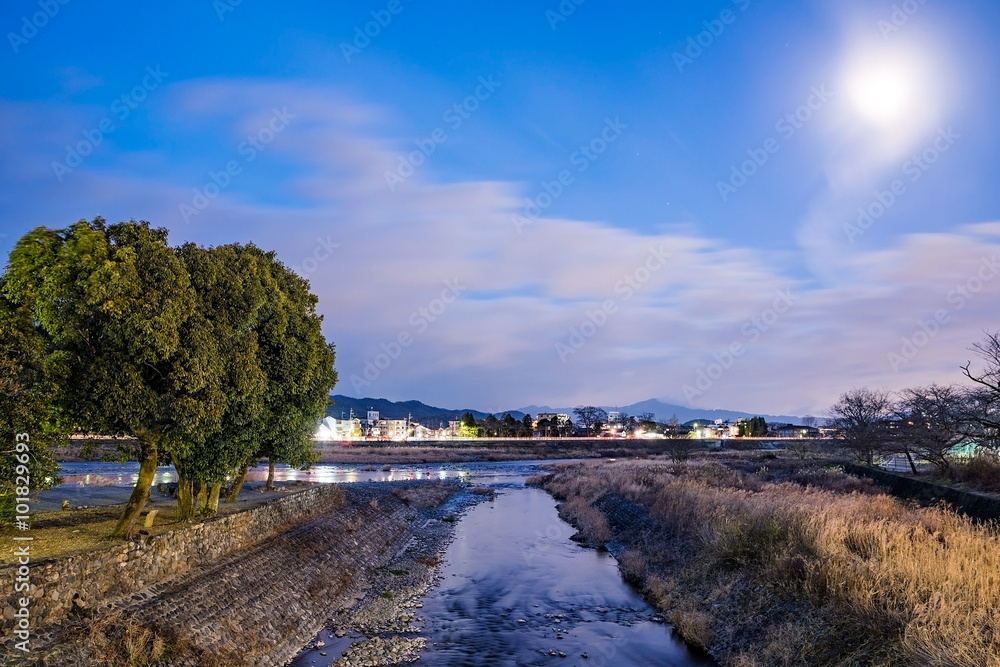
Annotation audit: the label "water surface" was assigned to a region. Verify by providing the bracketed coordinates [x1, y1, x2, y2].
[414, 486, 714, 666]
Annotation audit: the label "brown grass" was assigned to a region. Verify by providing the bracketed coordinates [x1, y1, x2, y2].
[525, 472, 555, 486]
[391, 481, 461, 508]
[63, 610, 173, 667]
[955, 452, 1000, 493]
[540, 458, 1000, 666]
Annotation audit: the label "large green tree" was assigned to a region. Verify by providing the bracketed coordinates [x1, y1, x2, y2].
[170, 243, 270, 519]
[227, 253, 337, 499]
[4, 218, 218, 538]
[0, 282, 63, 518]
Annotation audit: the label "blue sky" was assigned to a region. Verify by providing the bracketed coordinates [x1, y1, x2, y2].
[2, 0, 1000, 416]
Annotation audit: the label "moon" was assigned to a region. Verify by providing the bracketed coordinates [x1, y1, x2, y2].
[845, 53, 921, 125]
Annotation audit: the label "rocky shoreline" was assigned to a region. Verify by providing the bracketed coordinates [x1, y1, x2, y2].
[1, 482, 484, 667]
[293, 488, 486, 667]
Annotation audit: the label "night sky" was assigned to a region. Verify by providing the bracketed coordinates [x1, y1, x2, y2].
[2, 0, 999, 415]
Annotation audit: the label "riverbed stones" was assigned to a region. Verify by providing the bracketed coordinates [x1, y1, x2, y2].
[0, 482, 470, 666]
[334, 636, 427, 666]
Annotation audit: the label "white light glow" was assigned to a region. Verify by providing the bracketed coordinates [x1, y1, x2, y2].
[846, 55, 920, 125]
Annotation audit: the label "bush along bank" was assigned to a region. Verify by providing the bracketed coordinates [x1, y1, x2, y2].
[535, 459, 1000, 667]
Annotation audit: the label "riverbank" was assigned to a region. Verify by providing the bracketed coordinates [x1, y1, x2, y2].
[51, 436, 687, 465]
[0, 481, 468, 666]
[534, 455, 1000, 666]
[313, 439, 678, 464]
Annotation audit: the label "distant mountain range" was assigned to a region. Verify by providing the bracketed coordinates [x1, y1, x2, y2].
[328, 395, 803, 426]
[327, 395, 526, 428]
[515, 398, 804, 426]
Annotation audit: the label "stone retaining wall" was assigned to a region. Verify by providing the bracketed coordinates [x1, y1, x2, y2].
[1, 483, 452, 666]
[1, 484, 345, 630]
[844, 462, 1000, 523]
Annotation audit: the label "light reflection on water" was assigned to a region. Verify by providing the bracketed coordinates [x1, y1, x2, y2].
[55, 460, 516, 489]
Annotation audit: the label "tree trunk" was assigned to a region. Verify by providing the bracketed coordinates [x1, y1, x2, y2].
[207, 482, 221, 513]
[196, 480, 208, 512]
[176, 475, 195, 521]
[110, 436, 158, 539]
[904, 451, 918, 475]
[265, 459, 276, 491]
[226, 464, 249, 503]
[174, 457, 197, 521]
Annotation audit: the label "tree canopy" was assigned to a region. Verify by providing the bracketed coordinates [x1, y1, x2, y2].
[1, 218, 338, 535]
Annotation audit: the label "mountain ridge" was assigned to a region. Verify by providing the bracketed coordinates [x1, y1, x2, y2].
[329, 395, 803, 426]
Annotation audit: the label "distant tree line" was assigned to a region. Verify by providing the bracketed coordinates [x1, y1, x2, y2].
[0, 218, 337, 537]
[458, 412, 536, 438]
[827, 331, 1000, 473]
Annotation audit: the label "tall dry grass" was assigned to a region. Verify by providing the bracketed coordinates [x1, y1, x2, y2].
[542, 460, 1000, 666]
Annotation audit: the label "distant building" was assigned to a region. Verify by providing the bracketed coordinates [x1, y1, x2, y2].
[315, 416, 361, 440]
[369, 418, 408, 441]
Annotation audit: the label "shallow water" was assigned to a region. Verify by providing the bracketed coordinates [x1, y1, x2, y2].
[56, 459, 715, 665]
[413, 486, 714, 666]
[51, 458, 564, 488]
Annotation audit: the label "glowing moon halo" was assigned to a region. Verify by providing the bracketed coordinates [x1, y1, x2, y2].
[845, 55, 920, 125]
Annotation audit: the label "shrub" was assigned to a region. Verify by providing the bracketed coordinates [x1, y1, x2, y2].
[956, 452, 1000, 493]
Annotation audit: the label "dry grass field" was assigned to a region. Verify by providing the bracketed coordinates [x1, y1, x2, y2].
[538, 456, 1000, 666]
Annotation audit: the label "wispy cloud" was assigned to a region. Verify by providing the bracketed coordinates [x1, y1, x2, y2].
[2, 78, 998, 416]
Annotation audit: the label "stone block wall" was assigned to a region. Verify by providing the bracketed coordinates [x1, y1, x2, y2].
[1, 484, 345, 630]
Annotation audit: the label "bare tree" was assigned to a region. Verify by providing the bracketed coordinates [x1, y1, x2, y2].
[616, 412, 638, 437]
[893, 384, 970, 474]
[827, 387, 893, 465]
[962, 332, 1000, 447]
[965, 387, 1000, 452]
[573, 405, 608, 436]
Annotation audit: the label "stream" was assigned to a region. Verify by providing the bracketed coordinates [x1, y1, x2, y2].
[52, 460, 714, 665]
[292, 463, 714, 667]
[412, 485, 714, 666]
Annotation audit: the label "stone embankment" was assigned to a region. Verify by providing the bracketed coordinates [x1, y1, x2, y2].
[0, 482, 466, 666]
[2, 484, 346, 629]
[844, 462, 1000, 522]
